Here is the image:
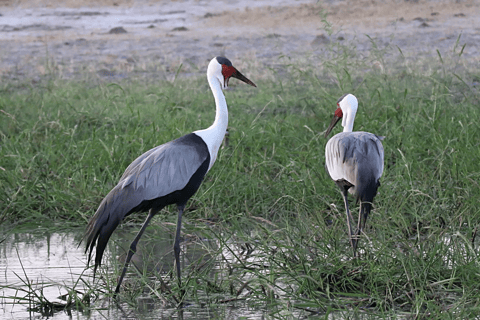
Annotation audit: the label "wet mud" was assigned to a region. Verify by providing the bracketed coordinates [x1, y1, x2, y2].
[0, 0, 478, 79]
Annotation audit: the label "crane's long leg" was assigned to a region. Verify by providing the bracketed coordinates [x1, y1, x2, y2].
[356, 201, 370, 236]
[174, 205, 185, 292]
[354, 201, 373, 258]
[114, 208, 157, 296]
[340, 187, 358, 257]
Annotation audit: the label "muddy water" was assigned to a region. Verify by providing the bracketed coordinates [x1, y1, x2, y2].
[0, 226, 91, 319]
[0, 0, 314, 80]
[0, 0, 312, 39]
[0, 225, 278, 319]
[1, 0, 478, 81]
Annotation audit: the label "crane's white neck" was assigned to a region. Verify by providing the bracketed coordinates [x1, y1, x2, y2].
[341, 94, 358, 133]
[193, 68, 228, 171]
[342, 114, 355, 133]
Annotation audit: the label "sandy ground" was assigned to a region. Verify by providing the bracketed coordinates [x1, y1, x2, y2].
[0, 0, 479, 80]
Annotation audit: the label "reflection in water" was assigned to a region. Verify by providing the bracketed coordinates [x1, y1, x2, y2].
[0, 224, 278, 319]
[114, 224, 216, 284]
[0, 226, 92, 319]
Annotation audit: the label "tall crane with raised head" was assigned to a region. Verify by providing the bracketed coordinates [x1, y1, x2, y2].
[83, 56, 256, 295]
[324, 93, 384, 257]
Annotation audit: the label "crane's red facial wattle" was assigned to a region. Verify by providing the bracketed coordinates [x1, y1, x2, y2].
[325, 108, 343, 138]
[334, 107, 343, 118]
[222, 64, 236, 87]
[221, 64, 257, 88]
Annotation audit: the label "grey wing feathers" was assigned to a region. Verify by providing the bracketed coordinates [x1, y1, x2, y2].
[338, 132, 384, 179]
[120, 142, 206, 200]
[84, 134, 209, 270]
[326, 131, 384, 198]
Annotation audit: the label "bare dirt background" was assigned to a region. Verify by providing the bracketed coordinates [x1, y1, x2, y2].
[0, 0, 478, 80]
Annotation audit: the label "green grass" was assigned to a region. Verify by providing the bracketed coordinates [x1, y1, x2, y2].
[1, 39, 480, 318]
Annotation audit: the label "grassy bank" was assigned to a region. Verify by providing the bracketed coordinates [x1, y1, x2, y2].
[1, 42, 480, 317]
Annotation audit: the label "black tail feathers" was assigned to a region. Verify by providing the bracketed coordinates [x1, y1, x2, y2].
[83, 192, 128, 276]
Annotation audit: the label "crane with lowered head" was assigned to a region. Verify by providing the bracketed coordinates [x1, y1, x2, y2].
[324, 93, 384, 257]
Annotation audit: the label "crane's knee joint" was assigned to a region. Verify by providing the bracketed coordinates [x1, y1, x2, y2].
[129, 243, 137, 254]
[173, 243, 181, 255]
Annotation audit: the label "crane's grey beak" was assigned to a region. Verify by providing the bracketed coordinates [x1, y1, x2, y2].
[228, 68, 257, 88]
[324, 115, 341, 138]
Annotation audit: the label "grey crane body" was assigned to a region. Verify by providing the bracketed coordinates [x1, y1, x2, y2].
[324, 94, 384, 256]
[83, 56, 256, 297]
[84, 133, 210, 274]
[325, 131, 383, 203]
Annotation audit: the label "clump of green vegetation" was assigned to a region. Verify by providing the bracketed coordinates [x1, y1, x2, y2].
[1, 34, 480, 318]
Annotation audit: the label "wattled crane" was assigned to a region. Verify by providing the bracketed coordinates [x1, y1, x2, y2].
[324, 93, 384, 257]
[83, 56, 256, 295]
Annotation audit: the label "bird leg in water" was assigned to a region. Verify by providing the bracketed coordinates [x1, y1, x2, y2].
[340, 187, 358, 257]
[174, 204, 185, 295]
[114, 208, 158, 296]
